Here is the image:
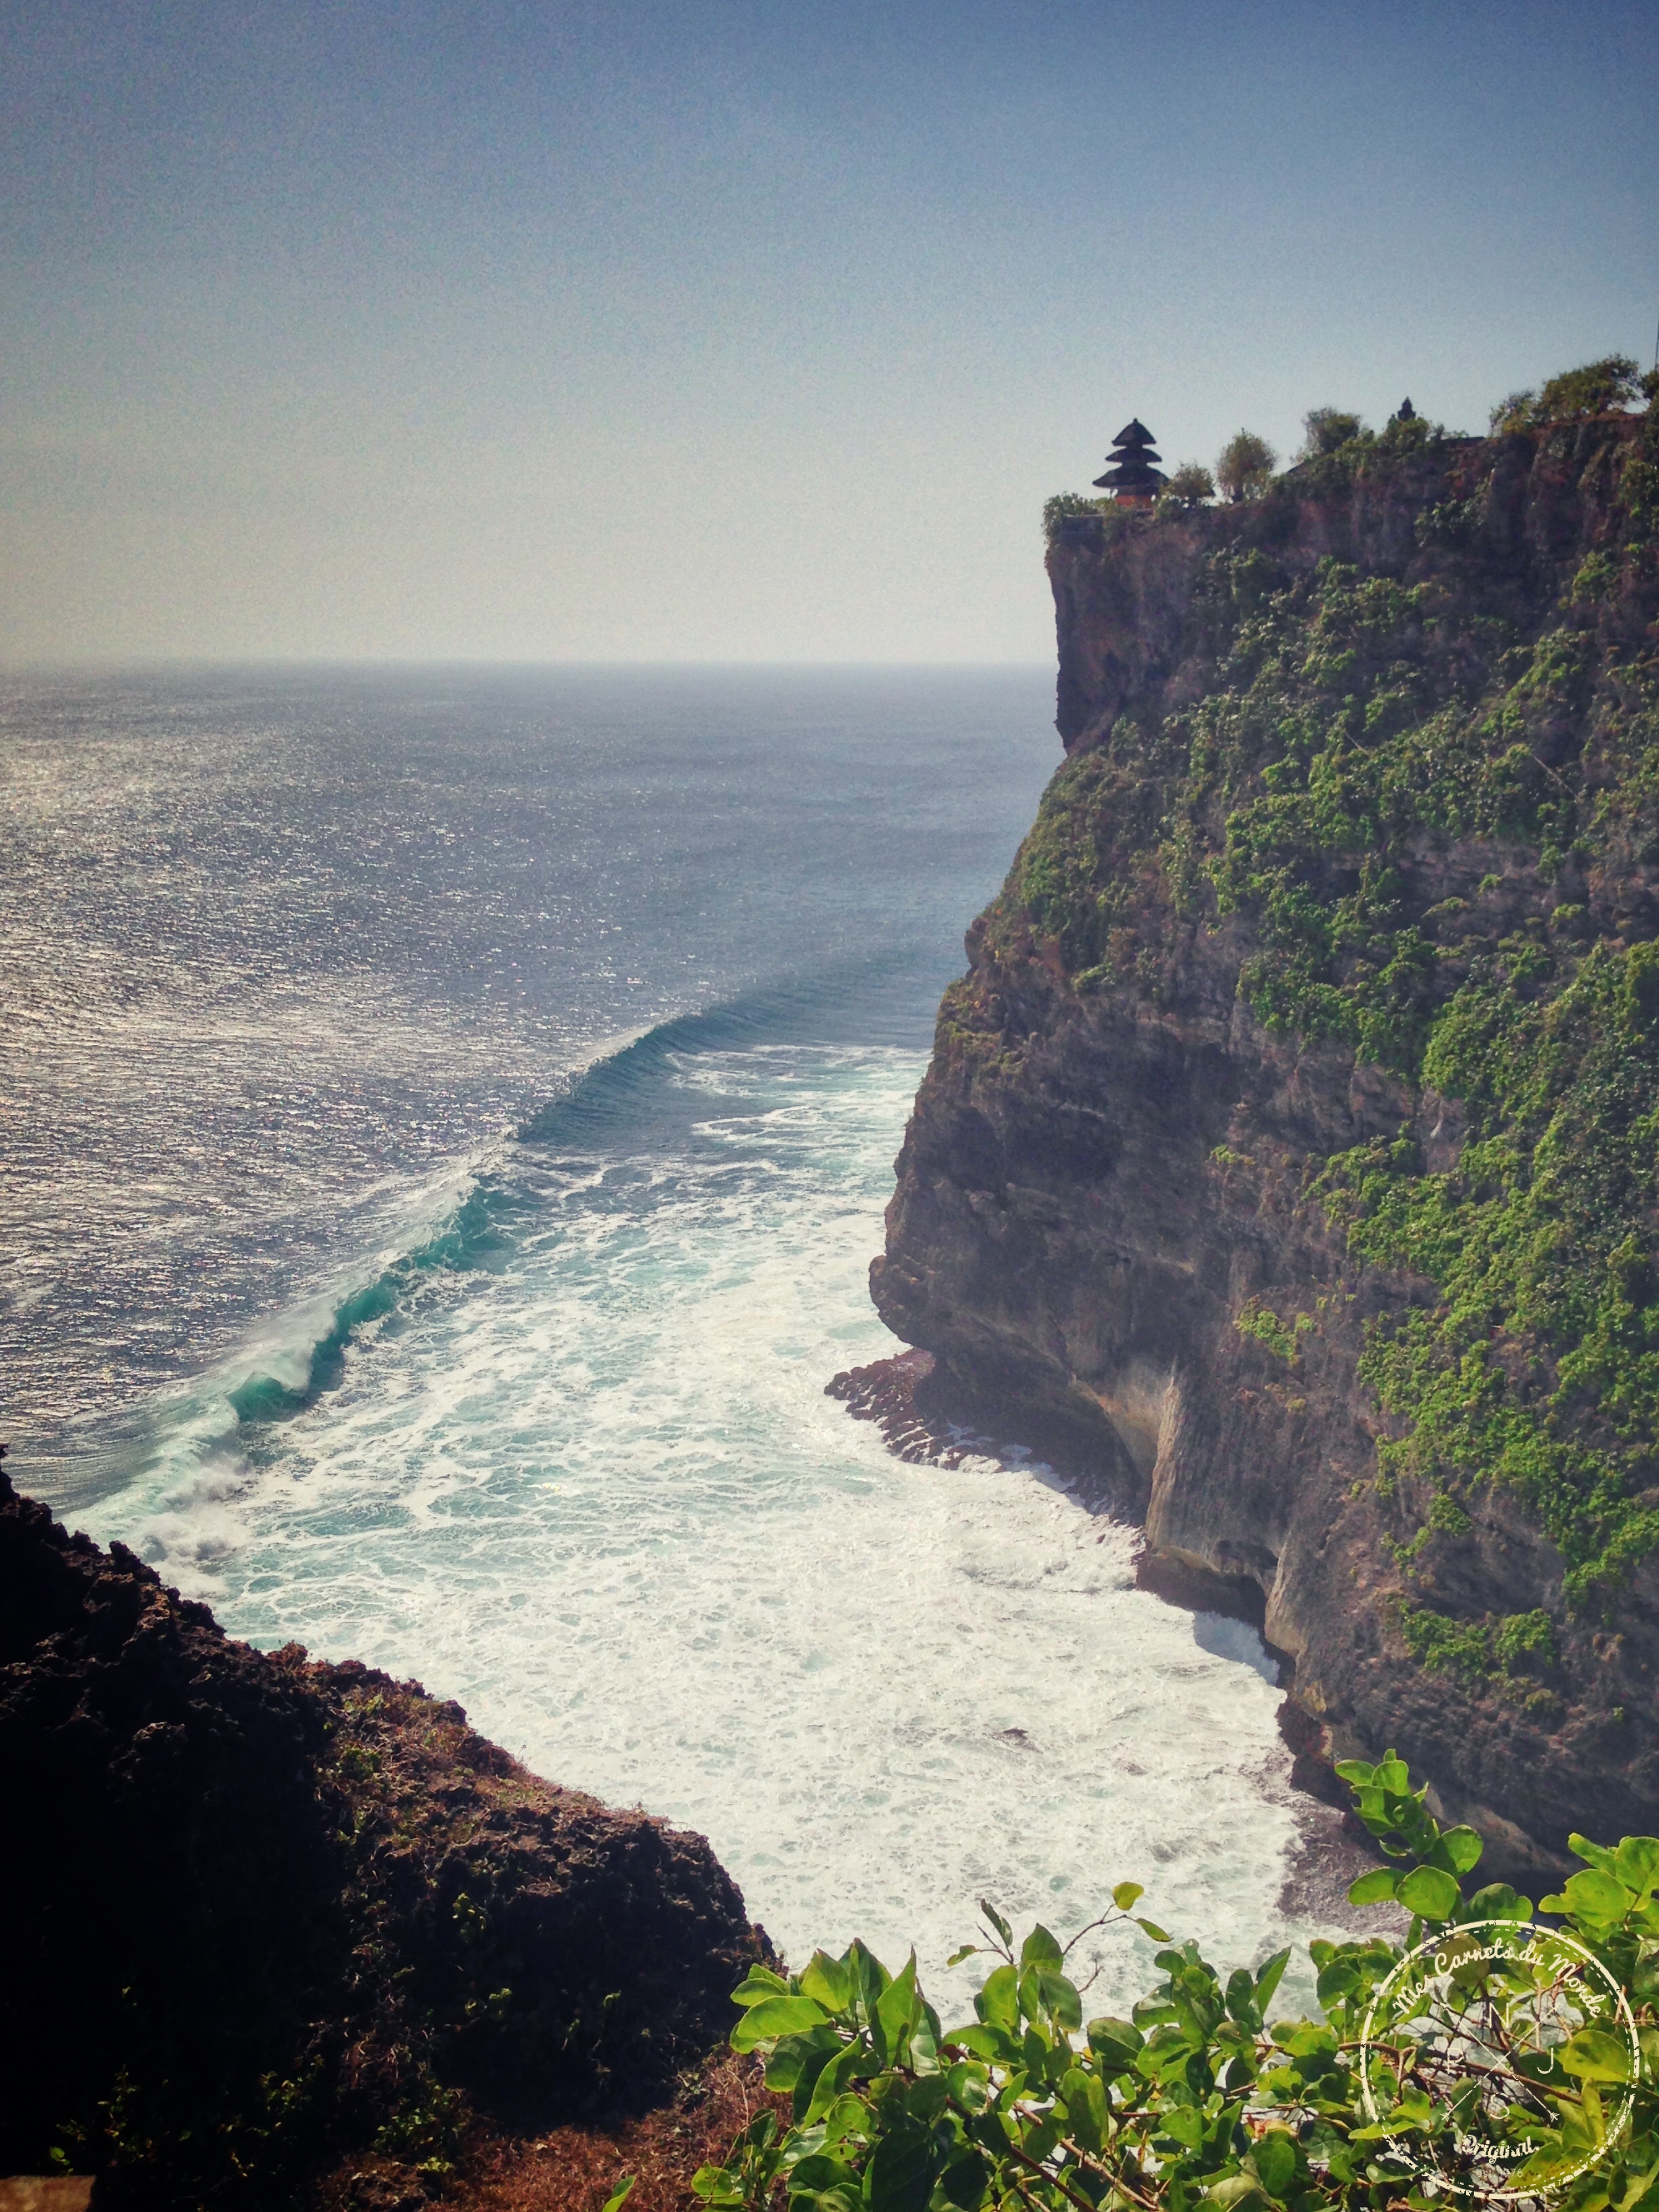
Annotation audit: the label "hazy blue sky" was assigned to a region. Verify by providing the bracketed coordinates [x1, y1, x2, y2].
[3, 0, 1655, 662]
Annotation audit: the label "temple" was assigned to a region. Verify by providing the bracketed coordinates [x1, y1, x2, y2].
[1092, 418, 1168, 504]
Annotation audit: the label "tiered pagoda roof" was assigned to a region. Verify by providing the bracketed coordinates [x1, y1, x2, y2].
[1093, 418, 1168, 501]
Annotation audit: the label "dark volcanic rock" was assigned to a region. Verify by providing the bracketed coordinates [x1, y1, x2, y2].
[870, 415, 1659, 1878]
[0, 1464, 766, 2207]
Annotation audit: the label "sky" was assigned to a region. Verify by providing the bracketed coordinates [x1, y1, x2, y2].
[2, 0, 1656, 664]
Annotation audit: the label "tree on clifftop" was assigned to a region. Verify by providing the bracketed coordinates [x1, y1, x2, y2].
[1491, 353, 1645, 430]
[1296, 406, 1364, 459]
[1161, 460, 1216, 506]
[1215, 428, 1276, 501]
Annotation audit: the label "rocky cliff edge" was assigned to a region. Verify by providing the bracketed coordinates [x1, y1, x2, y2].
[0, 1464, 765, 2207]
[873, 409, 1659, 1877]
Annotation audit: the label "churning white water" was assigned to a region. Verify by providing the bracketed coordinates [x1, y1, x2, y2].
[3, 668, 1314, 2005]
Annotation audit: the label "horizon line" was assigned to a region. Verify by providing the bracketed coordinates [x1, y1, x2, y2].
[2, 655, 1057, 675]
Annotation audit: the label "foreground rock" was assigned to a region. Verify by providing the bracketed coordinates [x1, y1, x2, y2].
[0, 1464, 766, 2207]
[870, 409, 1659, 1877]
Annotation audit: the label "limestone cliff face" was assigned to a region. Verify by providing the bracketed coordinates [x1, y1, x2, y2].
[874, 414, 1659, 1875]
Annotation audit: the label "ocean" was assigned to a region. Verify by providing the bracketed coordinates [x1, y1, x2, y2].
[2, 663, 1312, 2002]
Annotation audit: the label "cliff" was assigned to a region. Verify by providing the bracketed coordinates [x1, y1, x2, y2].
[872, 407, 1659, 1876]
[0, 1465, 765, 2208]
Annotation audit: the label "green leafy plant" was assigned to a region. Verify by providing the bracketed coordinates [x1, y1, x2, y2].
[703, 1760, 1659, 2212]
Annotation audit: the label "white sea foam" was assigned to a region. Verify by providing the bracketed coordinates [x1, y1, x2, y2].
[87, 1040, 1311, 2006]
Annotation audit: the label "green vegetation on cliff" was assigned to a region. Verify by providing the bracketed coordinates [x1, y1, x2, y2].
[1005, 385, 1659, 1620]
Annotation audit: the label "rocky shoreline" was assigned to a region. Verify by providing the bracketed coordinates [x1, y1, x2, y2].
[825, 1351, 1398, 1933]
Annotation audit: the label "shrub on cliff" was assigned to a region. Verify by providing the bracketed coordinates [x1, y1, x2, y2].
[1216, 432, 1277, 502]
[1490, 354, 1645, 431]
[703, 1759, 1659, 2212]
[1044, 493, 1113, 541]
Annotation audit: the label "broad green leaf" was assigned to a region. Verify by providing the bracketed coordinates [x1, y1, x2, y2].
[1250, 2129, 1298, 2197]
[1019, 1923, 1063, 1970]
[600, 2179, 636, 2212]
[1557, 1869, 1635, 1925]
[1347, 1868, 1399, 1905]
[902, 2075, 947, 2123]
[1134, 1917, 1172, 1942]
[1059, 2066, 1106, 2154]
[1019, 2112, 1063, 2168]
[938, 2153, 988, 2212]
[1396, 1865, 1460, 1921]
[765, 2024, 838, 2091]
[1254, 1948, 1291, 2013]
[945, 1945, 978, 1969]
[731, 1995, 832, 2051]
[863, 2128, 937, 2212]
[817, 2095, 873, 2150]
[787, 2156, 859, 2194]
[1571, 1835, 1621, 1876]
[804, 2040, 867, 2127]
[1273, 2024, 1337, 2059]
[1616, 1838, 1659, 1898]
[847, 1940, 891, 2015]
[1439, 1826, 1484, 1875]
[1334, 1759, 1376, 1786]
[800, 1951, 855, 2014]
[1315, 1957, 1361, 2007]
[1158, 2104, 1204, 2150]
[1559, 2028, 1634, 2083]
[1202, 2175, 1270, 2211]
[875, 1954, 920, 2058]
[1086, 2015, 1145, 2071]
[733, 1965, 793, 2007]
[978, 1901, 1013, 1948]
[1467, 1881, 1532, 1920]
[1036, 1969, 1083, 2033]
[789, 2039, 842, 2123]
[975, 1963, 1019, 2034]
[797, 2190, 861, 2212]
[692, 2169, 736, 2202]
[1225, 1967, 1261, 2028]
[946, 2062, 991, 2114]
[944, 2024, 1013, 2063]
[1111, 1881, 1145, 1912]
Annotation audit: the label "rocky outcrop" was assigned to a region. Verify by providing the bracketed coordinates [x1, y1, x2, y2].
[0, 1464, 765, 2207]
[870, 413, 1659, 1876]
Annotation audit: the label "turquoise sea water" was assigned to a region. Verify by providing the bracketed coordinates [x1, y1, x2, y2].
[3, 665, 1308, 1996]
